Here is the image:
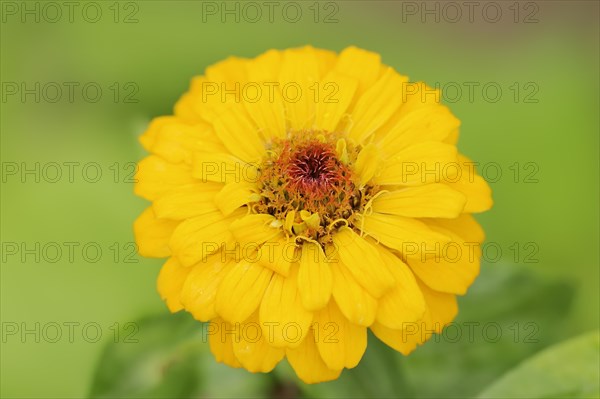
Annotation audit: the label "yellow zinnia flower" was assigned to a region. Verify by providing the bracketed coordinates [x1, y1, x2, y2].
[134, 46, 493, 384]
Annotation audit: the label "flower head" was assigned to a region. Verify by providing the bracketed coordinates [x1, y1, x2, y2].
[134, 46, 493, 384]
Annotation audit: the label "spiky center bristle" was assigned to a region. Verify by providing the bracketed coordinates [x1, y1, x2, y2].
[287, 142, 342, 192]
[253, 130, 379, 246]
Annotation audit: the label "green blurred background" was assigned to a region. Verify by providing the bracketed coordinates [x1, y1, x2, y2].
[1, 1, 598, 398]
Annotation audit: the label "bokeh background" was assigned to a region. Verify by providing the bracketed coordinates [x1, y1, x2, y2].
[1, 1, 598, 398]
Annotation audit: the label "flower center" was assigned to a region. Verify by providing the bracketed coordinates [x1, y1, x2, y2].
[253, 130, 379, 246]
[286, 141, 349, 198]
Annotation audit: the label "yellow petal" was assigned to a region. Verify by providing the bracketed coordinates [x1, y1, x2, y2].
[134, 207, 179, 258]
[371, 280, 457, 355]
[418, 280, 459, 331]
[208, 318, 242, 368]
[246, 49, 282, 81]
[178, 60, 248, 123]
[192, 151, 259, 184]
[314, 72, 358, 132]
[244, 50, 286, 141]
[242, 92, 287, 142]
[428, 214, 485, 243]
[406, 245, 479, 296]
[445, 154, 493, 213]
[300, 211, 321, 230]
[152, 183, 222, 220]
[330, 260, 378, 326]
[286, 330, 342, 384]
[373, 142, 458, 186]
[334, 46, 381, 97]
[399, 82, 443, 111]
[156, 257, 191, 312]
[377, 103, 460, 155]
[139, 116, 178, 152]
[279, 47, 321, 131]
[176, 77, 241, 124]
[173, 90, 200, 123]
[314, 301, 367, 369]
[231, 313, 285, 372]
[368, 81, 444, 144]
[370, 321, 415, 356]
[372, 244, 426, 329]
[134, 155, 196, 201]
[314, 48, 338, 76]
[336, 138, 349, 164]
[230, 214, 282, 249]
[359, 212, 450, 257]
[371, 184, 466, 218]
[259, 266, 313, 348]
[347, 67, 409, 143]
[297, 241, 333, 311]
[169, 209, 245, 267]
[215, 260, 273, 323]
[257, 237, 297, 277]
[206, 56, 249, 83]
[331, 227, 394, 298]
[409, 216, 484, 295]
[214, 182, 257, 216]
[353, 143, 381, 187]
[212, 105, 265, 162]
[180, 255, 233, 321]
[149, 121, 226, 164]
[445, 128, 460, 145]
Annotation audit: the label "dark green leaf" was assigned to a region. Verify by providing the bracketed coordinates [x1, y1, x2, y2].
[88, 312, 273, 398]
[274, 332, 411, 398]
[478, 330, 600, 398]
[399, 262, 577, 398]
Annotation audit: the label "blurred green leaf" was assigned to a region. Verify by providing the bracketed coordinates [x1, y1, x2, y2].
[89, 312, 274, 398]
[478, 330, 600, 398]
[400, 262, 577, 398]
[274, 332, 411, 398]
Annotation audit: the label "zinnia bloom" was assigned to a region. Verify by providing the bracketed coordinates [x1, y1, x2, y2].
[134, 46, 492, 383]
